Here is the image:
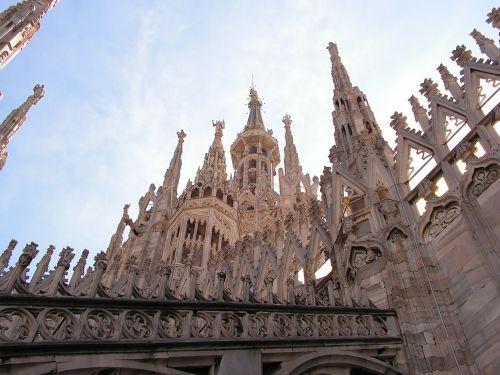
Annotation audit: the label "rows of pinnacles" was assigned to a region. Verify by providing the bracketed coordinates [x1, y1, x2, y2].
[0, 4, 499, 375]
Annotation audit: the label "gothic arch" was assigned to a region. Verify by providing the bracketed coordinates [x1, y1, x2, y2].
[276, 350, 401, 375]
[382, 224, 410, 250]
[459, 158, 499, 200]
[418, 195, 462, 243]
[383, 224, 409, 244]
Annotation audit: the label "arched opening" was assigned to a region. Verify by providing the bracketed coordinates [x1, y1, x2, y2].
[227, 195, 234, 207]
[203, 186, 212, 197]
[191, 188, 200, 198]
[216, 189, 224, 200]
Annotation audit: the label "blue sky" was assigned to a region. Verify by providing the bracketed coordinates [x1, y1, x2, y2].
[0, 1, 497, 269]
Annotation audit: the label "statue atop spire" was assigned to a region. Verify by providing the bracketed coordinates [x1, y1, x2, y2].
[0, 84, 45, 170]
[244, 86, 265, 131]
[0, 0, 59, 70]
[212, 119, 224, 144]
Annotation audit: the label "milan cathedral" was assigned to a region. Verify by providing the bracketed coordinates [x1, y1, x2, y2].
[0, 2, 499, 375]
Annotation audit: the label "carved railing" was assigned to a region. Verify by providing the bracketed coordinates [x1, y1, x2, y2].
[0, 242, 400, 348]
[0, 296, 398, 346]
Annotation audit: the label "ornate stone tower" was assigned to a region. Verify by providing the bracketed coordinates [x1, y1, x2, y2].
[0, 84, 44, 170]
[164, 121, 239, 293]
[0, 0, 59, 70]
[230, 87, 281, 235]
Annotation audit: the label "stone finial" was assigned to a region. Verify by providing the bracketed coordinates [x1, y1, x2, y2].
[177, 129, 186, 141]
[30, 244, 55, 287]
[32, 84, 45, 104]
[122, 203, 130, 218]
[419, 79, 440, 100]
[390, 112, 408, 133]
[70, 249, 89, 289]
[0, 239, 17, 271]
[326, 42, 339, 59]
[73, 249, 89, 271]
[470, 29, 500, 61]
[282, 114, 292, 127]
[158, 262, 172, 276]
[17, 242, 39, 267]
[487, 7, 500, 29]
[408, 95, 431, 130]
[56, 246, 75, 270]
[451, 45, 473, 67]
[328, 145, 341, 164]
[437, 64, 455, 85]
[94, 251, 108, 271]
[437, 64, 464, 101]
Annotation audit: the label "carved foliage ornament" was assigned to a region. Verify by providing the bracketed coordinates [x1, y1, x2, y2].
[0, 307, 37, 342]
[350, 247, 381, 270]
[0, 306, 392, 343]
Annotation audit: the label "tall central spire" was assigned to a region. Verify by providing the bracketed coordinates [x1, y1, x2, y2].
[244, 87, 265, 131]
